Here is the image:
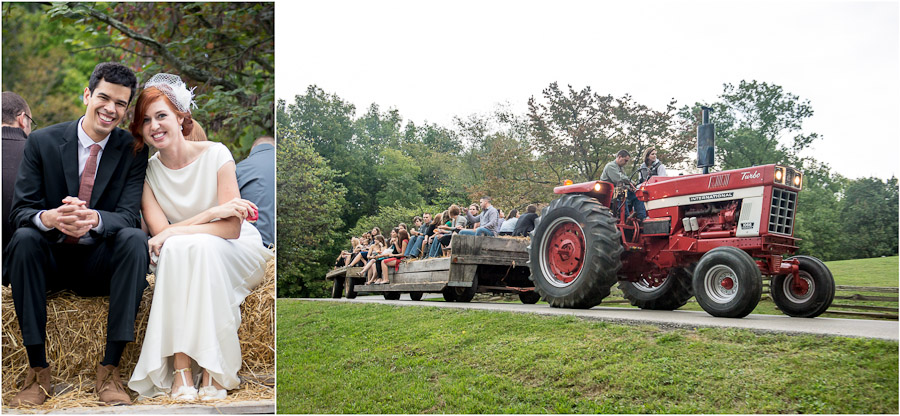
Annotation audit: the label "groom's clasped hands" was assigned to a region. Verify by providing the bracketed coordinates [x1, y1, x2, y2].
[39, 196, 98, 238]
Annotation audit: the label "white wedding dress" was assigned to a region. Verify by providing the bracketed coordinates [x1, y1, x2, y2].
[128, 142, 273, 399]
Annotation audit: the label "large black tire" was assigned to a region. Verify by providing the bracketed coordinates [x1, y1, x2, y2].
[771, 255, 835, 318]
[409, 291, 424, 301]
[442, 288, 457, 302]
[518, 291, 541, 304]
[383, 292, 401, 300]
[331, 278, 344, 299]
[344, 276, 357, 299]
[527, 194, 623, 309]
[693, 246, 762, 318]
[620, 267, 693, 310]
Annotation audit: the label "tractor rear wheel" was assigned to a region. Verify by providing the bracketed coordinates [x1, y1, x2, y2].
[331, 278, 344, 299]
[771, 255, 835, 318]
[528, 194, 623, 309]
[693, 247, 761, 318]
[620, 267, 693, 310]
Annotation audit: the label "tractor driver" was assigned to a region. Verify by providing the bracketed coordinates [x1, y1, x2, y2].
[600, 150, 647, 220]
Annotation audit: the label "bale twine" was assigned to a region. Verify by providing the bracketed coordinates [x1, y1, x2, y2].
[2, 255, 275, 408]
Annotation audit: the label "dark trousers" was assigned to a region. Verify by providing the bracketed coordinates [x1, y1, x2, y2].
[4, 227, 149, 346]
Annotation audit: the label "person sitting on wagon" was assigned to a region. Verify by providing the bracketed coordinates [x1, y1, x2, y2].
[600, 150, 646, 220]
[460, 196, 500, 237]
[638, 147, 667, 184]
[498, 209, 518, 236]
[513, 204, 538, 236]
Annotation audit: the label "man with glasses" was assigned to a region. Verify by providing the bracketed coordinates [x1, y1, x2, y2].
[2, 92, 34, 252]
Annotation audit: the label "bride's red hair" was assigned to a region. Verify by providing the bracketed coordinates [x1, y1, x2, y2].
[130, 87, 194, 152]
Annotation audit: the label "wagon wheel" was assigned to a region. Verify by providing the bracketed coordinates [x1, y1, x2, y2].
[771, 255, 835, 318]
[692, 247, 762, 318]
[518, 291, 541, 304]
[442, 275, 478, 303]
[409, 291, 424, 301]
[527, 194, 622, 309]
[383, 292, 401, 300]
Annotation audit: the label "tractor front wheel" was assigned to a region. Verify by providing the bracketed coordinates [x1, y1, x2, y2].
[771, 255, 835, 318]
[620, 267, 693, 310]
[528, 194, 623, 309]
[693, 247, 761, 318]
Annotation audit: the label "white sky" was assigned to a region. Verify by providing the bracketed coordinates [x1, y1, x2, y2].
[277, 0, 900, 180]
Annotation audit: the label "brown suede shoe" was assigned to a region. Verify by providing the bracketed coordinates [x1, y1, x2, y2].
[10, 365, 52, 407]
[95, 364, 131, 405]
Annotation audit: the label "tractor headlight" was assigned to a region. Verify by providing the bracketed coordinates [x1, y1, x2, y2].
[593, 182, 602, 192]
[774, 167, 784, 183]
[793, 174, 802, 187]
[563, 179, 573, 186]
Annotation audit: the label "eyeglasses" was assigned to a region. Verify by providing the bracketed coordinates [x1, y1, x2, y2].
[22, 113, 36, 128]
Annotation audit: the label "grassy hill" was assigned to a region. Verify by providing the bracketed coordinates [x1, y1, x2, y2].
[277, 300, 898, 414]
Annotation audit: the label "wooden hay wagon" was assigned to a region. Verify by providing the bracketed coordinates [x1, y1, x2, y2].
[327, 235, 540, 304]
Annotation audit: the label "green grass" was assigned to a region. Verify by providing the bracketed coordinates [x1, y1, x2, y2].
[277, 300, 898, 414]
[826, 255, 899, 287]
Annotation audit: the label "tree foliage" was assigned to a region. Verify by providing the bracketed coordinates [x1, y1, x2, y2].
[528, 83, 693, 182]
[276, 128, 347, 298]
[3, 2, 273, 160]
[708, 80, 818, 170]
[839, 177, 899, 260]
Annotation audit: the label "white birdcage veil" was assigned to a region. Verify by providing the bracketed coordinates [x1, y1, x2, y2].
[143, 73, 196, 113]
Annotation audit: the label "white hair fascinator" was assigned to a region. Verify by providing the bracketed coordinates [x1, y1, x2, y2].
[143, 73, 196, 113]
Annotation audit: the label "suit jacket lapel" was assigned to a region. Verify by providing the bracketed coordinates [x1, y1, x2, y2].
[90, 132, 124, 207]
[60, 122, 80, 197]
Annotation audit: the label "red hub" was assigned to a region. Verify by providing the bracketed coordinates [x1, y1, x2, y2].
[547, 222, 585, 284]
[720, 277, 734, 291]
[791, 276, 810, 296]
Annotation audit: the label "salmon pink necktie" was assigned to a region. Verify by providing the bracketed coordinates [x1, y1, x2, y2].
[64, 144, 100, 244]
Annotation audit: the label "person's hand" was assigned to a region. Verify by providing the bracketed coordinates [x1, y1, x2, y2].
[211, 198, 258, 221]
[148, 228, 174, 265]
[46, 197, 98, 238]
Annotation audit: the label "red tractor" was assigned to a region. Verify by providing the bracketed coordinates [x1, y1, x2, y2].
[527, 108, 835, 318]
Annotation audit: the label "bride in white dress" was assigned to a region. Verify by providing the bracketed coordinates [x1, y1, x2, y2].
[126, 74, 273, 401]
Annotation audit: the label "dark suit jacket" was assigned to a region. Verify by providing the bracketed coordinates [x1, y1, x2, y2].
[9, 120, 148, 242]
[3, 126, 28, 250]
[236, 143, 274, 248]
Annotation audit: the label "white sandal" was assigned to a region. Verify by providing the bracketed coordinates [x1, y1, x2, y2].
[171, 368, 198, 401]
[198, 370, 227, 401]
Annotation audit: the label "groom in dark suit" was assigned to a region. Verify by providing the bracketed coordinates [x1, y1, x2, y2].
[4, 62, 150, 406]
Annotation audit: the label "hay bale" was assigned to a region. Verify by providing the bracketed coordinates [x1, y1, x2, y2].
[2, 255, 275, 408]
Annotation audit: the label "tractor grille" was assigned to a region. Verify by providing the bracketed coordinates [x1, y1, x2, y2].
[769, 188, 797, 235]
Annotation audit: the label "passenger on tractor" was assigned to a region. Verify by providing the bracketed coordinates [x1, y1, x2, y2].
[638, 147, 667, 184]
[599, 149, 647, 220]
